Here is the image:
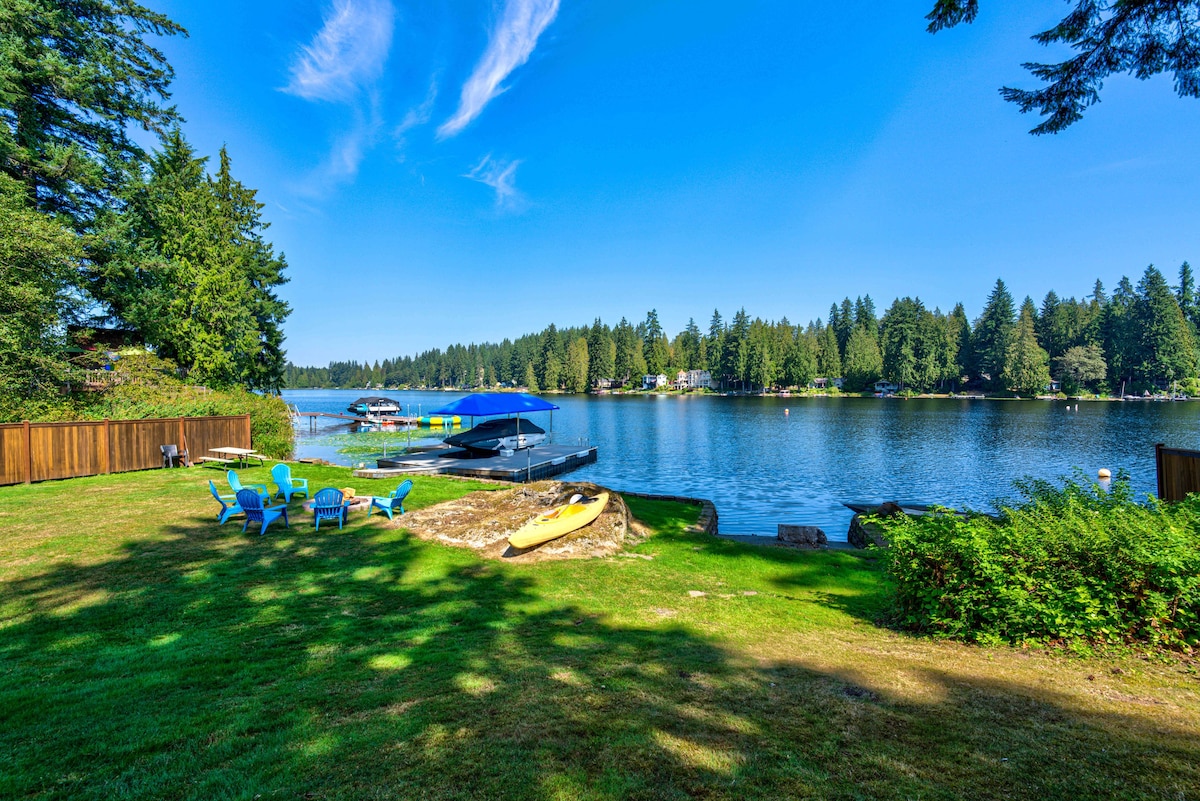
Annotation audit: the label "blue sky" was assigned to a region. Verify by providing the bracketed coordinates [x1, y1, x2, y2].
[156, 0, 1200, 365]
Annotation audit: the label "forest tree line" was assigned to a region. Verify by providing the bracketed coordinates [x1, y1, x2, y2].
[287, 263, 1199, 396]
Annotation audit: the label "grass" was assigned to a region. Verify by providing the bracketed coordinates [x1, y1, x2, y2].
[1, 466, 1199, 799]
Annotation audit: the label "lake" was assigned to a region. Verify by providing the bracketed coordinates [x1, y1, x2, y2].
[283, 389, 1199, 541]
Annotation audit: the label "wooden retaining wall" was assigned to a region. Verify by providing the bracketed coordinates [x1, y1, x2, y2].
[0, 415, 251, 486]
[1155, 443, 1200, 502]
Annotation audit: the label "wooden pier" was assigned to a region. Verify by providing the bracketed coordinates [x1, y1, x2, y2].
[353, 444, 598, 483]
[293, 410, 421, 431]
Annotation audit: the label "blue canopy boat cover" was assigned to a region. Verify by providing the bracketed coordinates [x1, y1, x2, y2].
[429, 393, 559, 417]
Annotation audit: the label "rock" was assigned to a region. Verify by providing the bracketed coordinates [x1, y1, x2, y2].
[846, 502, 905, 549]
[777, 524, 827, 548]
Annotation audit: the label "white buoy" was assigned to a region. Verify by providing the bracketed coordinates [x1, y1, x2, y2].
[1098, 468, 1112, 479]
[784, 408, 789, 416]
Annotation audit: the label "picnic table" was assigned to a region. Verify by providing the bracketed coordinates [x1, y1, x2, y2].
[203, 446, 265, 468]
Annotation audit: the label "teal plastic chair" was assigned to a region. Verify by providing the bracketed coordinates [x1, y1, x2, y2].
[236, 489, 289, 535]
[368, 480, 412, 520]
[271, 463, 309, 502]
[227, 469, 269, 501]
[312, 487, 351, 531]
[209, 481, 243, 524]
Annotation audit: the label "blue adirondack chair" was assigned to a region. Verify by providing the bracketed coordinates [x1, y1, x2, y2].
[368, 479, 412, 520]
[236, 489, 289, 535]
[210, 480, 243, 524]
[271, 463, 310, 503]
[227, 469, 270, 501]
[312, 487, 351, 531]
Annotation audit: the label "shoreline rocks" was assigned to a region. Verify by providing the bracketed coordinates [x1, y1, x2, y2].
[777, 524, 827, 548]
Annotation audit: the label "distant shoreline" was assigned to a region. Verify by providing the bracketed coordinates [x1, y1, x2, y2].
[281, 387, 1189, 403]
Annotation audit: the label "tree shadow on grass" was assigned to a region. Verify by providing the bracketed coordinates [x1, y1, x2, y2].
[0, 509, 1198, 800]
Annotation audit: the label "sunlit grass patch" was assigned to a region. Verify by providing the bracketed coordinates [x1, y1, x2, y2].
[0, 466, 1197, 799]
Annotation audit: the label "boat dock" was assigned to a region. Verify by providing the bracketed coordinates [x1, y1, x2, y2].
[292, 410, 420, 430]
[353, 444, 598, 483]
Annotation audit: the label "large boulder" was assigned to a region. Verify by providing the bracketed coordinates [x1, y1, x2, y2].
[777, 524, 827, 548]
[846, 502, 904, 549]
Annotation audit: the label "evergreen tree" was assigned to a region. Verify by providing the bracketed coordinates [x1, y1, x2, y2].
[643, 309, 669, 375]
[523, 361, 539, 392]
[0, 173, 80, 411]
[613, 318, 636, 384]
[1036, 290, 1062, 357]
[721, 309, 750, 389]
[1002, 305, 1051, 395]
[781, 328, 817, 388]
[973, 278, 1015, 387]
[0, 0, 185, 222]
[565, 337, 589, 393]
[91, 132, 290, 390]
[1176, 261, 1200, 332]
[854, 295, 878, 335]
[586, 319, 613, 387]
[842, 325, 882, 391]
[881, 297, 922, 390]
[1134, 265, 1195, 384]
[835, 297, 855, 356]
[816, 323, 841, 379]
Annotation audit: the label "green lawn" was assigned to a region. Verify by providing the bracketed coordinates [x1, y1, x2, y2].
[1, 465, 1198, 800]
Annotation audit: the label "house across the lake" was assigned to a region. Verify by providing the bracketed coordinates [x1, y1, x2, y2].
[811, 377, 844, 390]
[674, 369, 712, 390]
[643, 374, 669, 390]
[874, 380, 900, 395]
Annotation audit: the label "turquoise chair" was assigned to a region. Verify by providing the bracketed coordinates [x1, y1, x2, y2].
[312, 487, 351, 531]
[227, 469, 269, 501]
[236, 490, 289, 535]
[271, 463, 309, 503]
[209, 481, 243, 524]
[368, 480, 412, 520]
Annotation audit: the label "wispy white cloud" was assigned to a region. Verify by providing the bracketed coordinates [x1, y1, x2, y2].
[438, 0, 559, 138]
[394, 78, 439, 145]
[291, 101, 384, 197]
[285, 0, 395, 102]
[464, 154, 522, 208]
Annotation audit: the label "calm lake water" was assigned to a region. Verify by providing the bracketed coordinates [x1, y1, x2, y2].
[283, 389, 1200, 541]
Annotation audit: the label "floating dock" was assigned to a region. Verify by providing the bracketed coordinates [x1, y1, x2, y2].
[353, 444, 598, 483]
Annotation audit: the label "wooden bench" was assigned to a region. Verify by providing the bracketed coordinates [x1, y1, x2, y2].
[194, 456, 235, 466]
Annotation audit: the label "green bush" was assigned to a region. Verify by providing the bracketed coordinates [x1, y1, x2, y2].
[1, 352, 294, 458]
[876, 475, 1200, 650]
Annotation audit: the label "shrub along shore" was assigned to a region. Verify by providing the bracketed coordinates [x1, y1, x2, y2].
[1, 465, 1198, 799]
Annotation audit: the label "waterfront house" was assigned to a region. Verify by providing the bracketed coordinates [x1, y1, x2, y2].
[674, 369, 712, 390]
[812, 377, 844, 390]
[874, 380, 900, 394]
[643, 374, 669, 390]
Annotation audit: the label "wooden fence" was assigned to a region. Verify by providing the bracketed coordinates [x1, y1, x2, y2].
[1155, 443, 1200, 502]
[0, 415, 251, 486]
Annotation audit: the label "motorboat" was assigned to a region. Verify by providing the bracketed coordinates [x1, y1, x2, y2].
[444, 417, 546, 453]
[347, 396, 401, 416]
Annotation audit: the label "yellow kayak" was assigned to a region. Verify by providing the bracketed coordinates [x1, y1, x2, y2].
[509, 492, 609, 549]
